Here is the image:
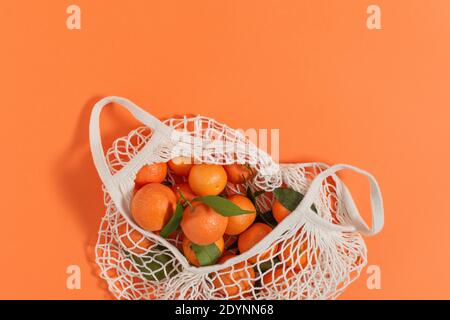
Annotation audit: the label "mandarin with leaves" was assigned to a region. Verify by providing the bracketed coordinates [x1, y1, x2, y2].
[180, 202, 228, 245]
[182, 237, 224, 267]
[272, 200, 291, 223]
[172, 182, 197, 204]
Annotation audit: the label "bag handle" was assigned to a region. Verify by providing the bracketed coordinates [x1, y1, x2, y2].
[298, 164, 384, 236]
[194, 163, 384, 274]
[89, 96, 173, 200]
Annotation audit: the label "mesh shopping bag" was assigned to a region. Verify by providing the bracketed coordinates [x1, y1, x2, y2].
[90, 96, 384, 300]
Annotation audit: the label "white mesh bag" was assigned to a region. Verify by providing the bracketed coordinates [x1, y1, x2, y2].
[90, 96, 384, 300]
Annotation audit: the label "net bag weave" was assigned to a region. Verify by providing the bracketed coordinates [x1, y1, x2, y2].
[90, 96, 384, 300]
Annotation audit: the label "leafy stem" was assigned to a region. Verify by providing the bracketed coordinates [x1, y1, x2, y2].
[177, 189, 193, 210]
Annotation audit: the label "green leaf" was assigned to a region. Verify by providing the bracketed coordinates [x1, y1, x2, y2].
[129, 250, 177, 281]
[190, 243, 222, 266]
[259, 256, 280, 273]
[273, 188, 304, 211]
[273, 188, 317, 213]
[193, 196, 255, 216]
[160, 204, 183, 238]
[257, 210, 278, 228]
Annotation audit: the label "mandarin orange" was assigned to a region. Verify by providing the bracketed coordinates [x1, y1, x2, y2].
[272, 200, 291, 223]
[180, 203, 228, 245]
[281, 238, 309, 271]
[168, 157, 194, 176]
[262, 267, 296, 293]
[213, 253, 256, 298]
[188, 164, 227, 196]
[131, 183, 177, 231]
[224, 164, 255, 184]
[238, 223, 277, 263]
[225, 195, 256, 235]
[172, 182, 197, 204]
[182, 237, 224, 266]
[134, 163, 168, 187]
[117, 222, 153, 254]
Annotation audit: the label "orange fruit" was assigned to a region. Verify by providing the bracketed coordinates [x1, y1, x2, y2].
[213, 253, 256, 298]
[180, 203, 228, 245]
[168, 157, 194, 176]
[134, 163, 168, 187]
[107, 273, 145, 300]
[224, 182, 247, 196]
[281, 238, 309, 271]
[262, 267, 296, 293]
[182, 237, 224, 266]
[224, 164, 255, 184]
[98, 249, 120, 277]
[225, 195, 256, 235]
[138, 282, 158, 300]
[172, 182, 197, 204]
[238, 223, 277, 263]
[106, 269, 123, 292]
[272, 200, 291, 223]
[99, 251, 130, 296]
[188, 164, 227, 196]
[117, 222, 153, 254]
[131, 183, 177, 231]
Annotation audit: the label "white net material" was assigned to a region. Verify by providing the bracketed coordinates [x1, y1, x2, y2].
[94, 112, 370, 300]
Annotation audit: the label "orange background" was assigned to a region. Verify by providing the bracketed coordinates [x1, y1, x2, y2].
[1, 0, 449, 299]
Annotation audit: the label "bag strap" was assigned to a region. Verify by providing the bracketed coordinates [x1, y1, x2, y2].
[89, 96, 173, 201]
[299, 164, 384, 236]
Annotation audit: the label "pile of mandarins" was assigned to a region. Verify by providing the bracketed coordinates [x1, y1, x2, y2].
[122, 157, 310, 297]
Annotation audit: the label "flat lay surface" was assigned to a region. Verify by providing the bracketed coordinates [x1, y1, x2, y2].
[0, 0, 449, 299]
